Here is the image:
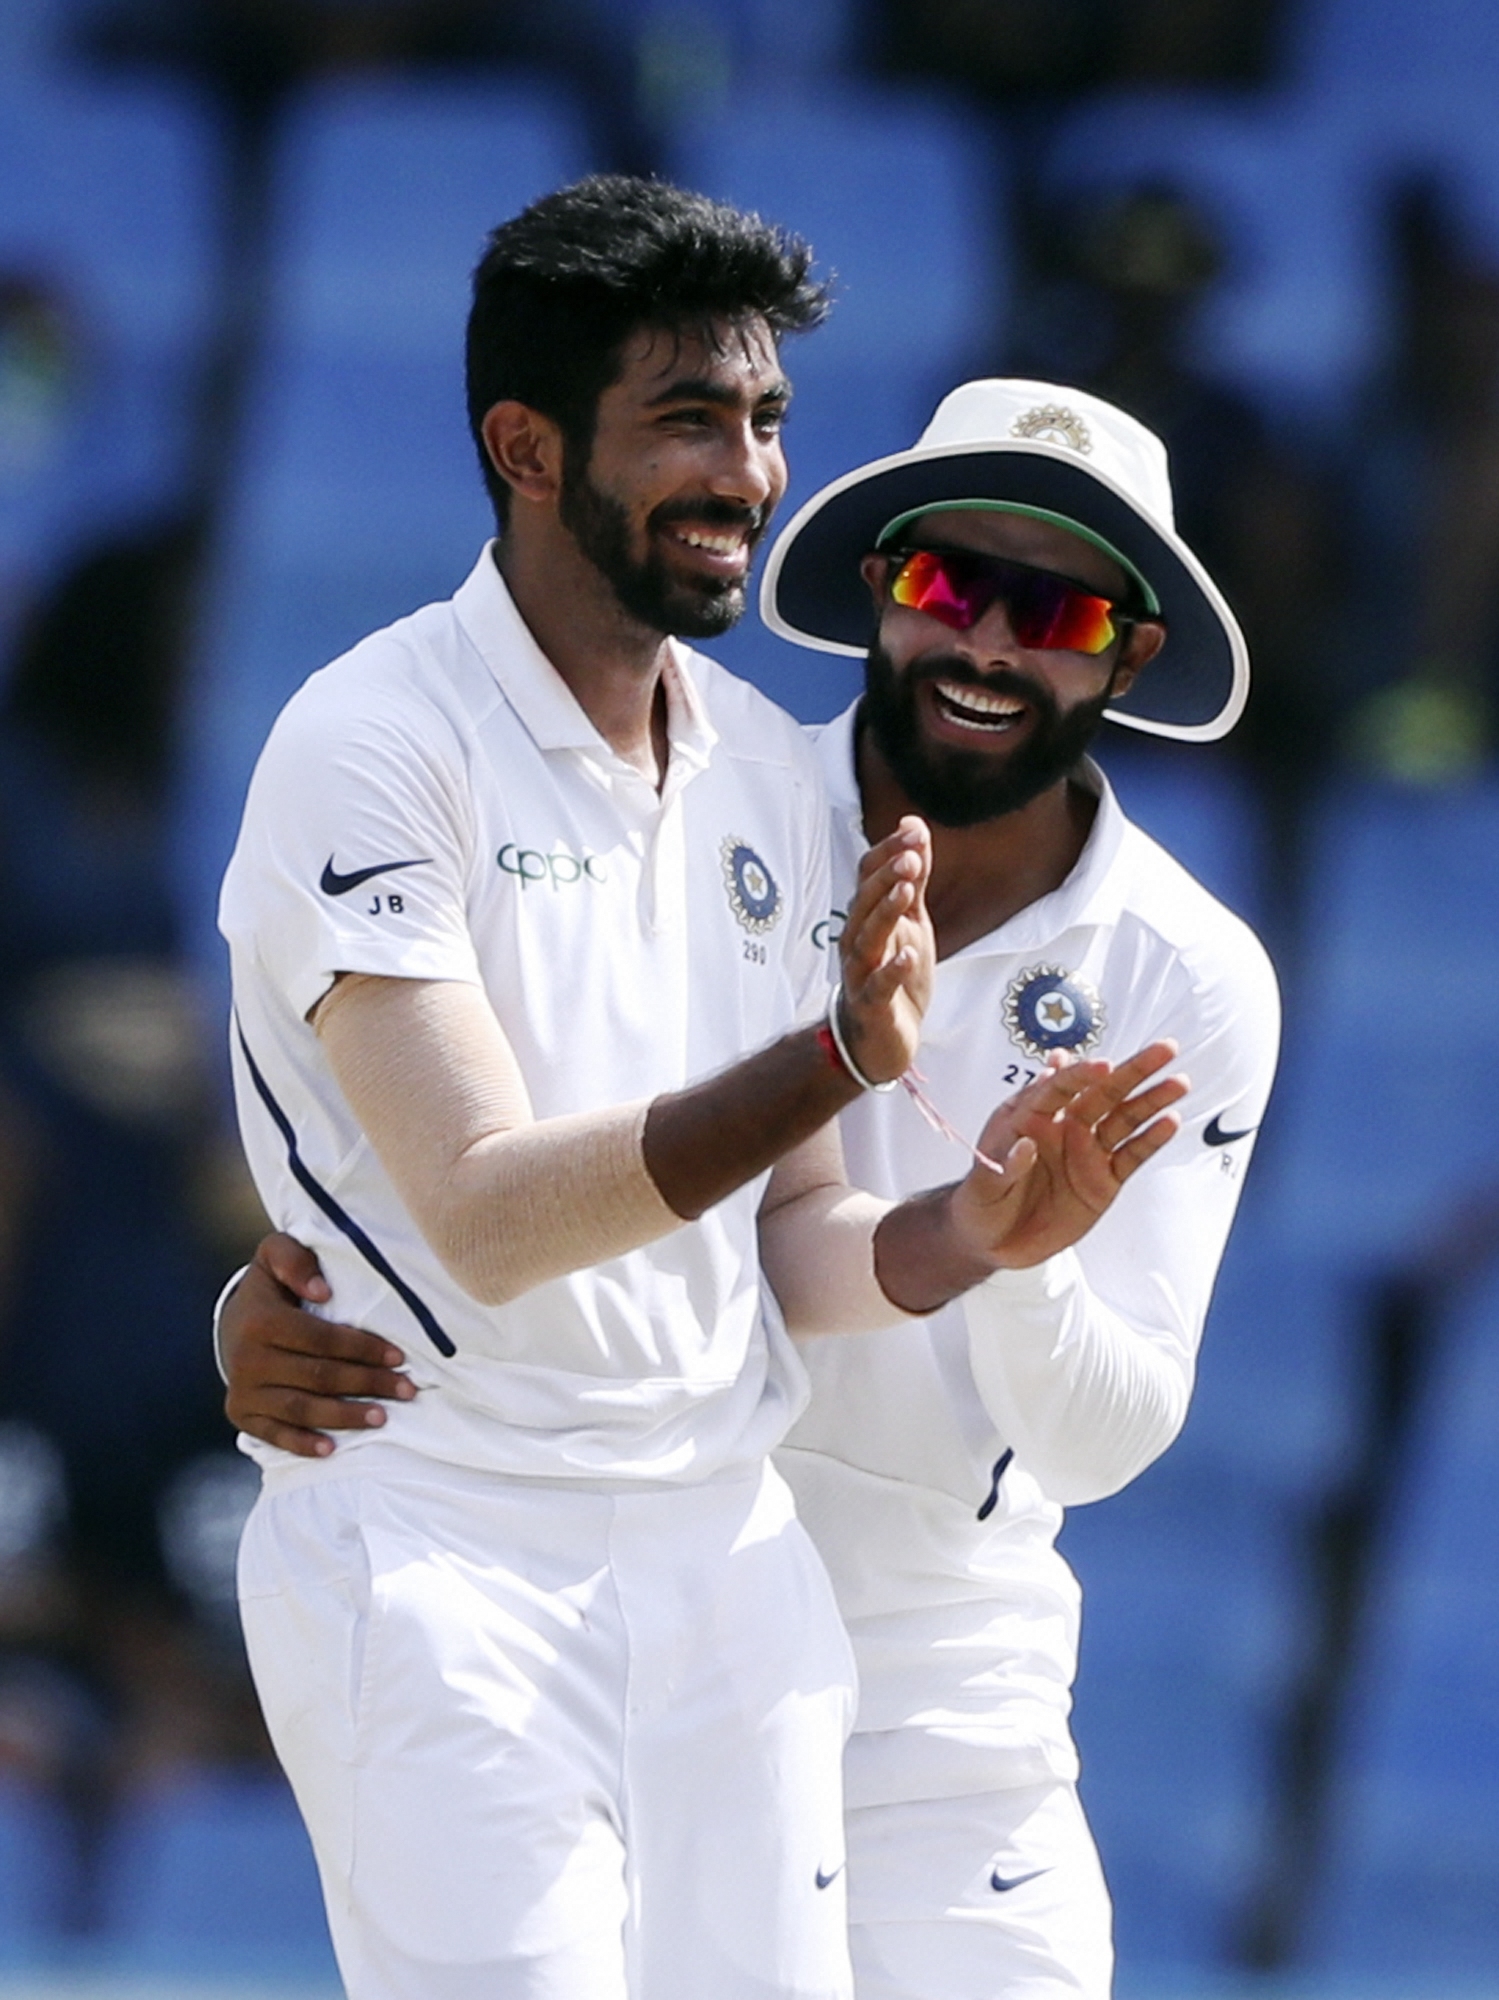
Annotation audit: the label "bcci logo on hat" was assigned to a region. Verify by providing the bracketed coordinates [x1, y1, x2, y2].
[1004, 965, 1105, 1058]
[1010, 404, 1093, 454]
[721, 837, 782, 934]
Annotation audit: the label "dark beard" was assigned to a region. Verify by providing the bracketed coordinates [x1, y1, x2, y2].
[558, 462, 760, 640]
[860, 637, 1115, 827]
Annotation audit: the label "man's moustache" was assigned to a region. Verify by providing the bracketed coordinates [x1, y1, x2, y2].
[909, 658, 1056, 713]
[652, 500, 767, 535]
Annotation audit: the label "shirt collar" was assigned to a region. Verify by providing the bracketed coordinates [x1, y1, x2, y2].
[452, 542, 719, 776]
[814, 697, 1132, 955]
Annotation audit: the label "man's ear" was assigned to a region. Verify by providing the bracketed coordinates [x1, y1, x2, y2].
[1108, 618, 1167, 702]
[859, 550, 891, 607]
[480, 401, 566, 508]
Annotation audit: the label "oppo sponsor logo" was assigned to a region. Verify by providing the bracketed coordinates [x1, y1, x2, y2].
[496, 842, 608, 891]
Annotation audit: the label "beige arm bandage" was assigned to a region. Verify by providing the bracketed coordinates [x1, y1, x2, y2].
[314, 974, 681, 1306]
[757, 1122, 914, 1336]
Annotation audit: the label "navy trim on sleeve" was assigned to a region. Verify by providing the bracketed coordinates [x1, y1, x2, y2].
[977, 1448, 1014, 1522]
[234, 1018, 457, 1357]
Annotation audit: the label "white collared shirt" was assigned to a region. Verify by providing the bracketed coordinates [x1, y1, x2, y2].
[220, 546, 832, 1486]
[775, 701, 1281, 1801]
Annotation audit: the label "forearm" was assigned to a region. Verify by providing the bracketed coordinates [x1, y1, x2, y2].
[319, 975, 682, 1305]
[871, 1182, 1000, 1316]
[960, 1152, 1244, 1504]
[644, 1022, 864, 1220]
[757, 1129, 904, 1335]
[644, 819, 938, 1213]
[963, 1251, 1193, 1503]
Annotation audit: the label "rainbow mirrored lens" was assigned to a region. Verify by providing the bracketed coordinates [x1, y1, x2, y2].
[886, 547, 1122, 654]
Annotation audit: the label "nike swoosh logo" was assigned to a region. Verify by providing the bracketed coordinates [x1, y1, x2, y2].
[991, 1866, 1049, 1893]
[320, 856, 430, 897]
[1204, 1114, 1258, 1148]
[815, 1863, 845, 1890]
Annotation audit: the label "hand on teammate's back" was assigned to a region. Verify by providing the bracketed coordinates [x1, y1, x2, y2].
[221, 1233, 409, 1457]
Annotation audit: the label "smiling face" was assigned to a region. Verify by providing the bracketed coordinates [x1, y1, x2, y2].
[859, 506, 1164, 826]
[558, 315, 791, 640]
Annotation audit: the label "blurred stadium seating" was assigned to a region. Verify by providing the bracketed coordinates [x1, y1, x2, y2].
[94, 1770, 336, 1981]
[1297, 1254, 1499, 1984]
[1041, 88, 1388, 429]
[0, 1782, 73, 1967]
[1059, 1192, 1355, 1981]
[1262, 777, 1499, 1271]
[0, 73, 222, 632]
[173, 73, 595, 1017]
[0, 9, 1493, 1995]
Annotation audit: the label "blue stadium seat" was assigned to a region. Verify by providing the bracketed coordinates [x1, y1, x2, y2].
[0, 1778, 71, 1964]
[1097, 739, 1269, 928]
[593, 0, 857, 84]
[0, 75, 221, 616]
[0, 0, 72, 79]
[1273, 74, 1499, 284]
[1062, 1453, 1313, 1977]
[1288, 0, 1499, 92]
[1298, 1256, 1499, 1983]
[1262, 778, 1499, 1271]
[174, 75, 594, 1016]
[1042, 88, 1386, 429]
[95, 1769, 337, 1978]
[669, 81, 1008, 719]
[1174, 1191, 1366, 1504]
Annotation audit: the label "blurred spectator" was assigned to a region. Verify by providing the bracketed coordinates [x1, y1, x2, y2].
[1344, 178, 1499, 784]
[1014, 185, 1347, 920]
[0, 276, 79, 488]
[0, 518, 230, 1601]
[78, 0, 634, 161]
[0, 515, 278, 1925]
[0, 272, 90, 658]
[872, 0, 1290, 104]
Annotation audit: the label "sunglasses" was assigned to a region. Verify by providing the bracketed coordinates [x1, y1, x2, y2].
[880, 545, 1137, 655]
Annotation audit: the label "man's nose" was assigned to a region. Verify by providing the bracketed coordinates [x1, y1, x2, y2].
[707, 420, 781, 511]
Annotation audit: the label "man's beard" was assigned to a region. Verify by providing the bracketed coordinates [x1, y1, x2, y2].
[860, 637, 1116, 827]
[558, 460, 762, 640]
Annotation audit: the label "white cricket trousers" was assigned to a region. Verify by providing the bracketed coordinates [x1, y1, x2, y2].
[238, 1454, 857, 2000]
[846, 1781, 1114, 2000]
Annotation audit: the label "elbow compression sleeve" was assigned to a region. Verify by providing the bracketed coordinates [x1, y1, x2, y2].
[315, 974, 683, 1305]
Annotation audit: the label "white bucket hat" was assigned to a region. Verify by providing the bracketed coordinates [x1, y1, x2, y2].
[760, 377, 1249, 741]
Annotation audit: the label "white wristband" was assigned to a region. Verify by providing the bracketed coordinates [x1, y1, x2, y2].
[826, 981, 900, 1093]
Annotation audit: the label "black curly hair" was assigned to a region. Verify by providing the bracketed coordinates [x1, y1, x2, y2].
[465, 174, 829, 525]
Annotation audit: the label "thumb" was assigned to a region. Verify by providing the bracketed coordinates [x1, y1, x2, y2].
[256, 1231, 332, 1304]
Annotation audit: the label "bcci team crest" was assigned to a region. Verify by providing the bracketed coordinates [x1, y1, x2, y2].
[721, 837, 783, 934]
[1004, 965, 1106, 1058]
[1011, 404, 1093, 455]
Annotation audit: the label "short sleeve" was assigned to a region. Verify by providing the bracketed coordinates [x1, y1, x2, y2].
[219, 660, 484, 1022]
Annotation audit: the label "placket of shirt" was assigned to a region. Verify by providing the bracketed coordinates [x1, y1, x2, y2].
[602, 659, 714, 1084]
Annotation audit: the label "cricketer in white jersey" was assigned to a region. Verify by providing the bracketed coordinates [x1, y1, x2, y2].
[753, 375, 1279, 1998]
[782, 707, 1278, 1999]
[221, 548, 833, 1488]
[219, 546, 870, 2000]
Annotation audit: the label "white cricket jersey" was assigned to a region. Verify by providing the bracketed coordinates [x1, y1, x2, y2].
[220, 546, 832, 1488]
[775, 702, 1280, 1806]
